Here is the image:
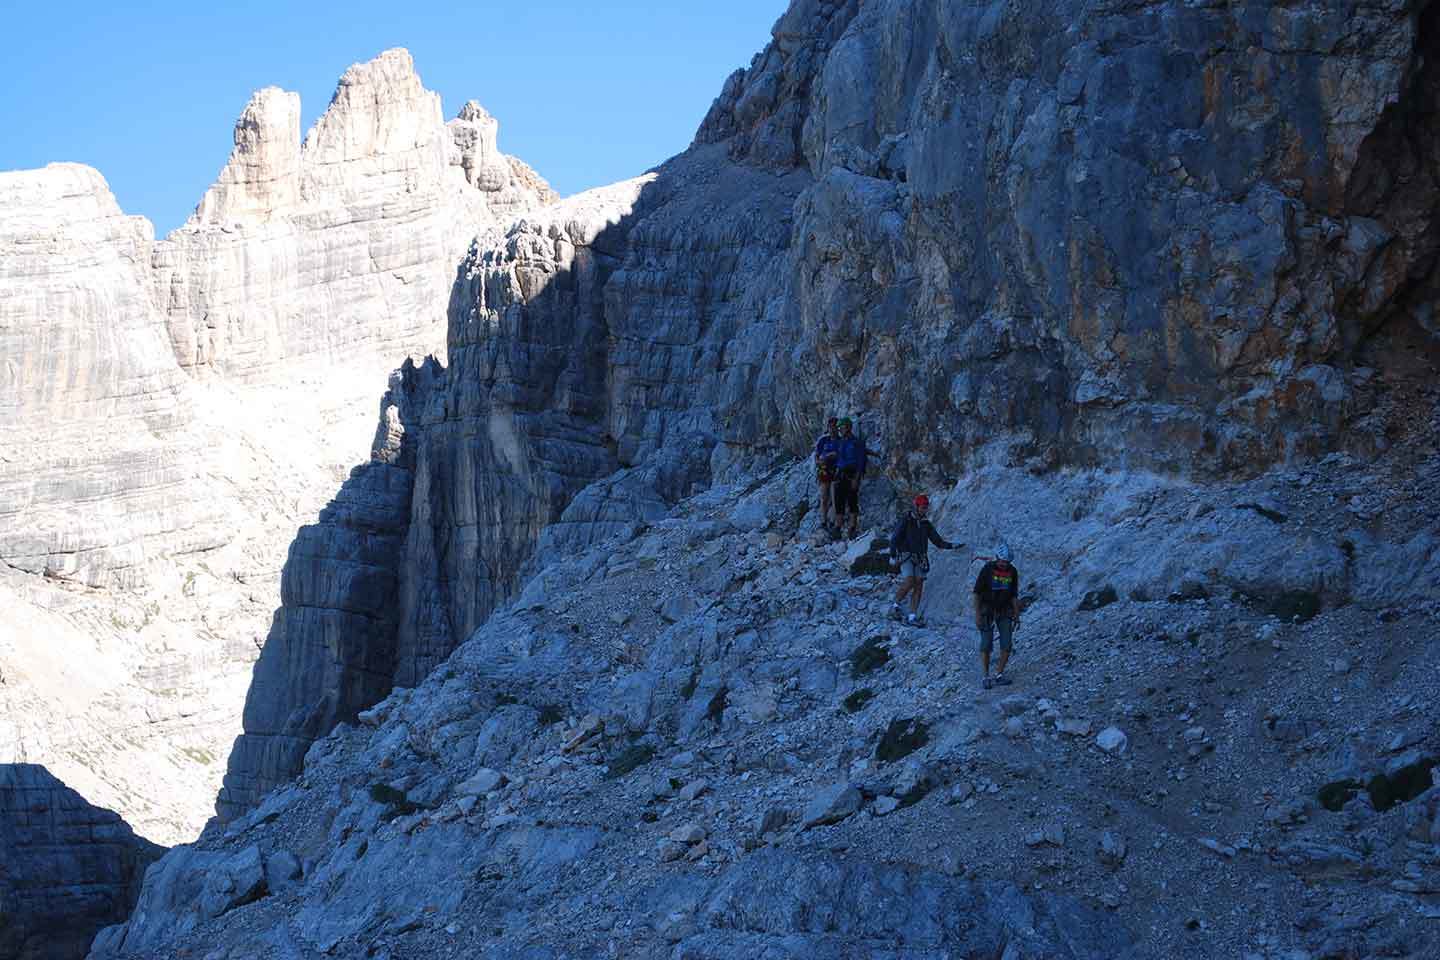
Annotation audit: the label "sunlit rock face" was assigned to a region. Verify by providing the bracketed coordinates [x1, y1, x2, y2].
[0, 49, 556, 844]
[155, 48, 556, 379]
[709, 0, 1440, 480]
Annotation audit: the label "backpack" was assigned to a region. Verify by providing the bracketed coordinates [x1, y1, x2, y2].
[889, 514, 911, 555]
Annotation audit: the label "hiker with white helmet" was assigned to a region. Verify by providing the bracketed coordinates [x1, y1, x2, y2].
[975, 542, 1021, 689]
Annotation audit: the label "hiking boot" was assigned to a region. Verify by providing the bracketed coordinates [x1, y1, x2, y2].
[907, 613, 926, 628]
[889, 603, 904, 621]
[993, 673, 1013, 686]
[982, 676, 995, 690]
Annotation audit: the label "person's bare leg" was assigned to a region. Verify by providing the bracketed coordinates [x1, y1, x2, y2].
[895, 577, 914, 605]
[995, 647, 1012, 676]
[910, 578, 925, 614]
[981, 649, 991, 676]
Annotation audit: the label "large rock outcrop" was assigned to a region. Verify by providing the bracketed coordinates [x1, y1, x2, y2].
[0, 164, 220, 589]
[0, 50, 555, 843]
[154, 48, 554, 378]
[740, 0, 1440, 478]
[0, 764, 162, 960]
[215, 0, 1440, 822]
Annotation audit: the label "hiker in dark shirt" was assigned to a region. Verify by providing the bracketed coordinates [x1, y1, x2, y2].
[888, 493, 956, 627]
[834, 418, 867, 539]
[974, 542, 1020, 689]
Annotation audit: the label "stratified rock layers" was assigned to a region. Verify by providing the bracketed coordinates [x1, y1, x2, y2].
[154, 49, 554, 379]
[0, 49, 555, 844]
[0, 764, 162, 960]
[0, 164, 219, 589]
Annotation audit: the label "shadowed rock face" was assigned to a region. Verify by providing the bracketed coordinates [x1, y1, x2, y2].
[216, 361, 436, 821]
[0, 764, 162, 960]
[214, 0, 1440, 821]
[752, 0, 1440, 479]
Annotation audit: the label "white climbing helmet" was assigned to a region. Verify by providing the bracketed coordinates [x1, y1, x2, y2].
[994, 541, 1012, 562]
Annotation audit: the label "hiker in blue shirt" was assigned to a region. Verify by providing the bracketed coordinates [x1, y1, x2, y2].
[834, 418, 868, 539]
[813, 417, 841, 535]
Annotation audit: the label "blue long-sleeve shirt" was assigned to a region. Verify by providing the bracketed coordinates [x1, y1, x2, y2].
[814, 434, 840, 465]
[836, 436, 867, 473]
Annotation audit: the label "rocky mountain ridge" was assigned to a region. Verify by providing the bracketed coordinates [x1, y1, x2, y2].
[5, 0, 1440, 957]
[217, 0, 1440, 828]
[0, 48, 555, 853]
[90, 435, 1440, 958]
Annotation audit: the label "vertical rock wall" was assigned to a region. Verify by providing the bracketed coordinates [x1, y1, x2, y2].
[0, 765, 162, 960]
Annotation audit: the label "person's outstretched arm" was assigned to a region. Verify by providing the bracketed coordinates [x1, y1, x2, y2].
[925, 521, 954, 551]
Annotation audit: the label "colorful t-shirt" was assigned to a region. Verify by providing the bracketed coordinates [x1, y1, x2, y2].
[974, 560, 1019, 614]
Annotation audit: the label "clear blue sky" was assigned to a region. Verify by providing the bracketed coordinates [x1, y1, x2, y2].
[3, 1, 786, 234]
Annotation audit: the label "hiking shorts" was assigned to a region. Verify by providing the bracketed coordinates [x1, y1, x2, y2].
[899, 553, 930, 580]
[978, 616, 1015, 655]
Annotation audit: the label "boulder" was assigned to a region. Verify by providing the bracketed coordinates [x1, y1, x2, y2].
[802, 784, 863, 828]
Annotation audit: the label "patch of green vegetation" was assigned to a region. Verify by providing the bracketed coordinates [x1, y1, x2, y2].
[1318, 779, 1362, 812]
[369, 783, 407, 805]
[1368, 756, 1438, 812]
[605, 744, 656, 780]
[1078, 586, 1118, 611]
[843, 688, 876, 713]
[179, 746, 215, 766]
[875, 717, 930, 764]
[1265, 590, 1322, 623]
[368, 783, 423, 822]
[849, 636, 891, 679]
[1318, 756, 1437, 813]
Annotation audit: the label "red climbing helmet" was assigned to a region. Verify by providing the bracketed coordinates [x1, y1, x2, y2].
[913, 494, 929, 510]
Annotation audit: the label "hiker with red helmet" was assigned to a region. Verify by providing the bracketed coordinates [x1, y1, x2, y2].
[813, 417, 841, 535]
[888, 493, 957, 627]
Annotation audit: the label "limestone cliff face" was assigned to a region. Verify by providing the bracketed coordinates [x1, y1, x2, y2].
[0, 164, 221, 589]
[751, 0, 1440, 479]
[0, 49, 555, 847]
[216, 0, 1440, 819]
[0, 765, 162, 960]
[155, 48, 555, 378]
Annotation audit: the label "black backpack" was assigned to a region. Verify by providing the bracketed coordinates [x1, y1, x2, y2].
[889, 514, 913, 555]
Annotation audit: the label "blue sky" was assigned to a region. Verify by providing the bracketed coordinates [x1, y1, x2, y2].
[3, 1, 786, 234]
